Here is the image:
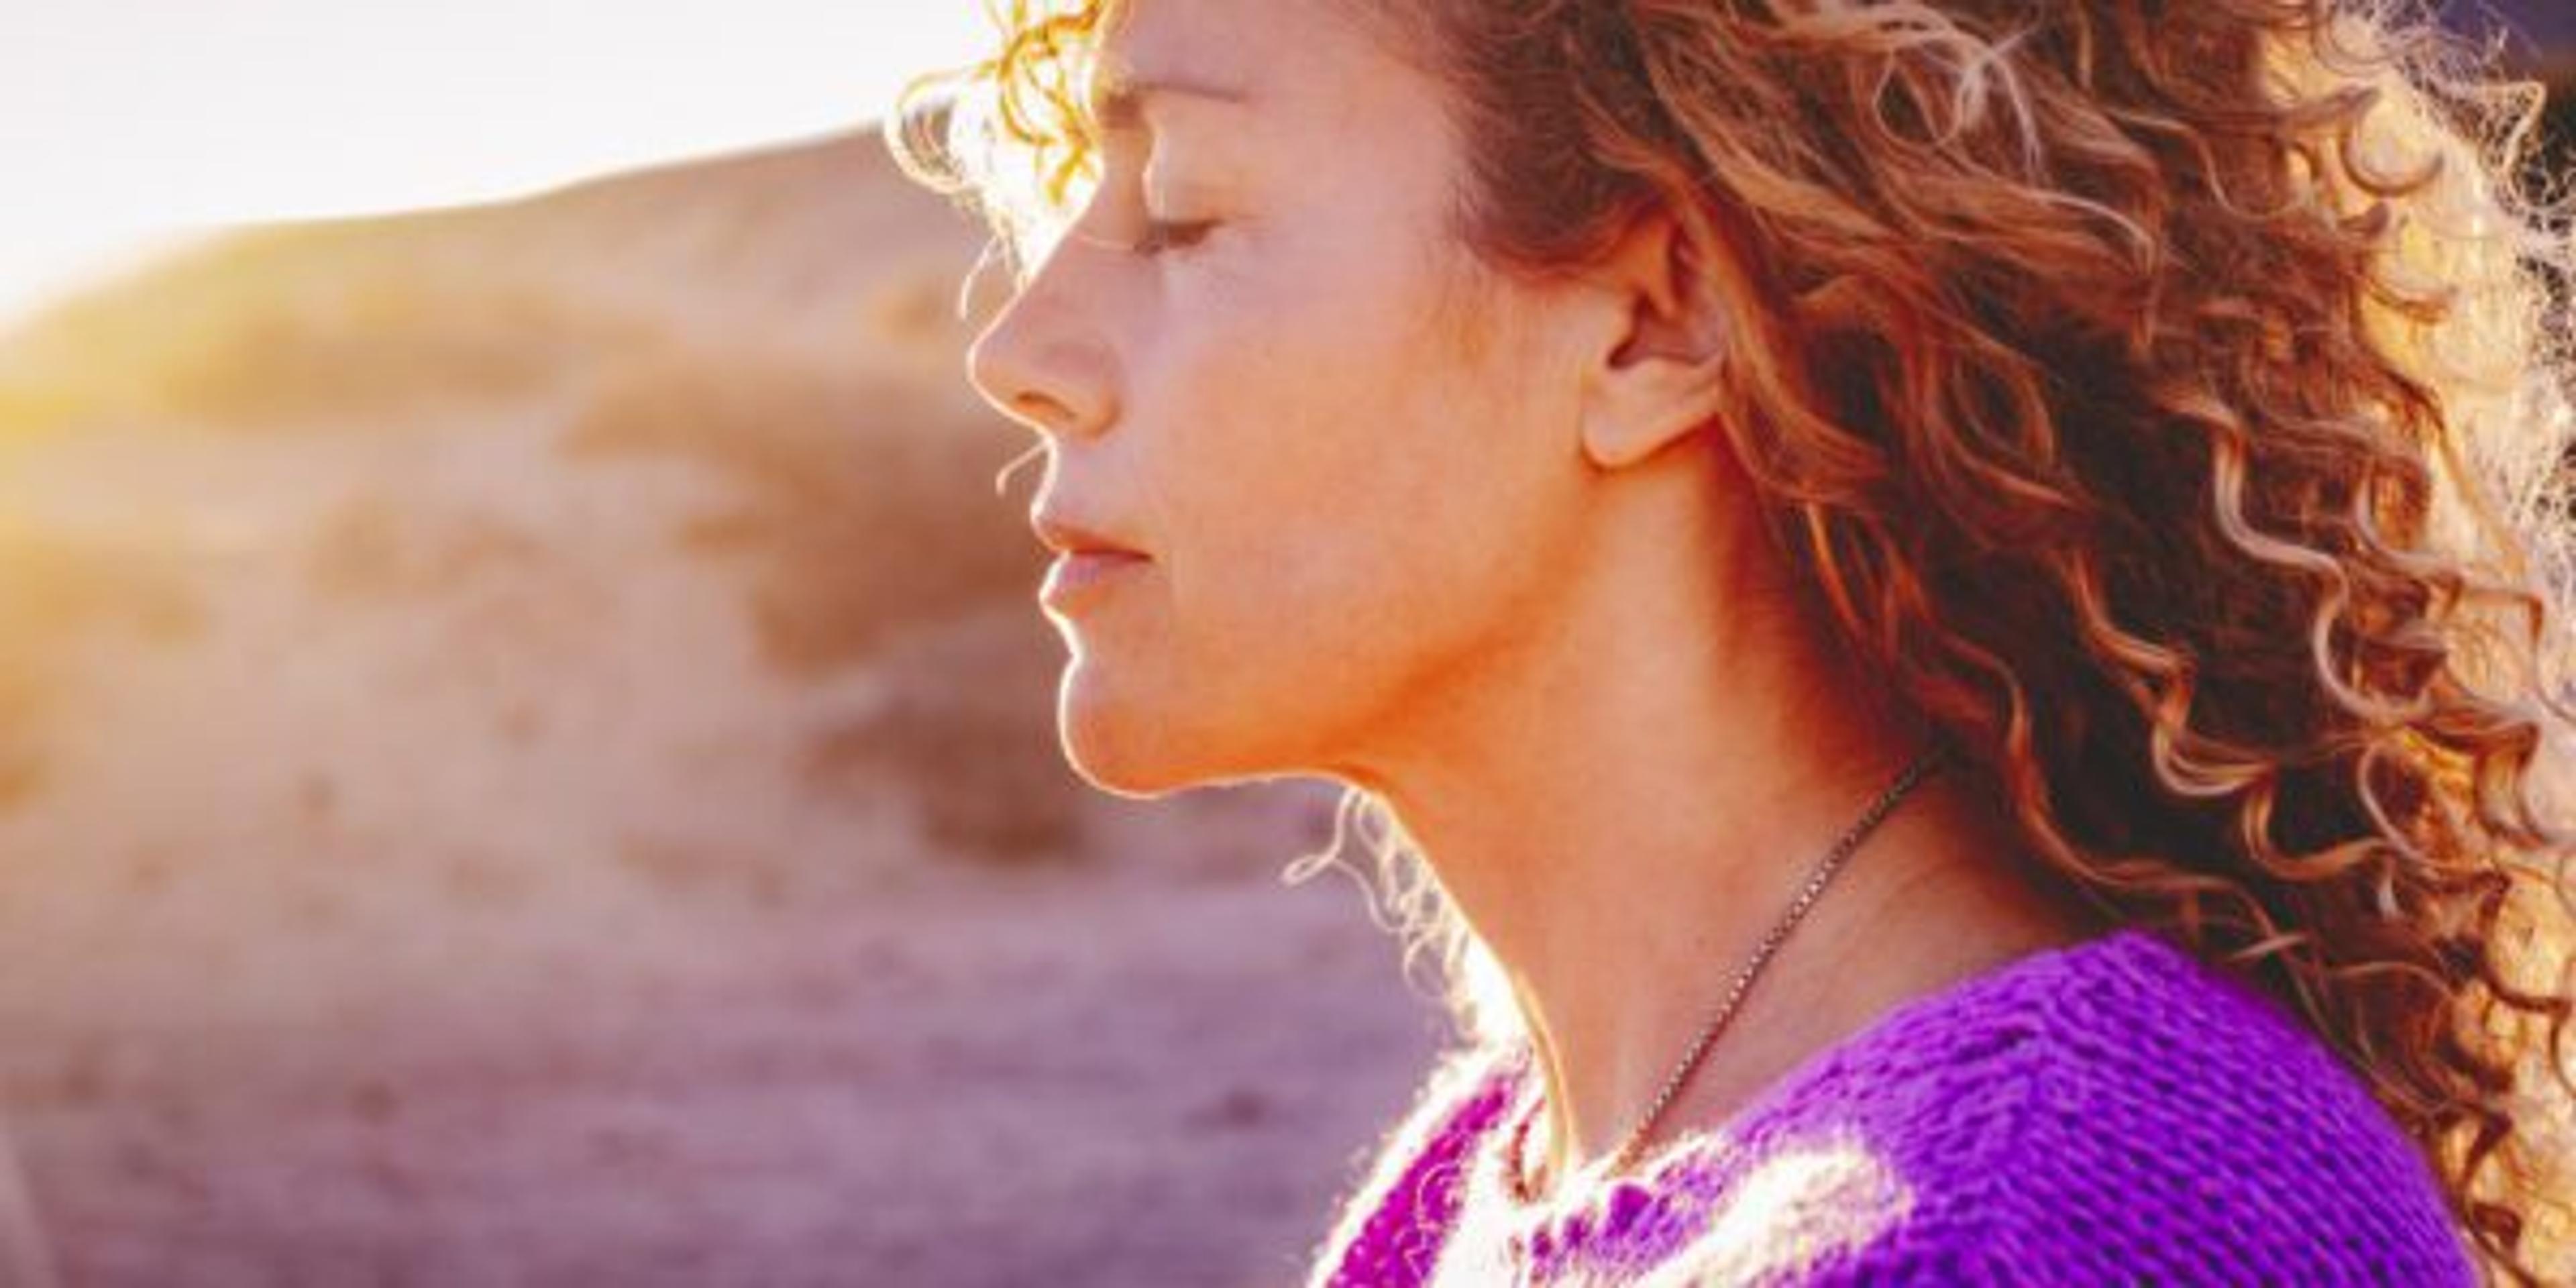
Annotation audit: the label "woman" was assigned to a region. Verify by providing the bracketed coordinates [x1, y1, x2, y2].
[889, 1, 2576, 1283]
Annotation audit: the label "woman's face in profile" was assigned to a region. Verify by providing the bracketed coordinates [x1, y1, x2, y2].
[968, 0, 1592, 795]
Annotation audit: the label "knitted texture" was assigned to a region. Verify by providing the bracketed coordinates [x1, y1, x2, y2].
[1304, 926, 2478, 1286]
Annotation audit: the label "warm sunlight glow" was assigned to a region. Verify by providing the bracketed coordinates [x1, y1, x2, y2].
[0, 3, 992, 330]
[1642, 1136, 1915, 1285]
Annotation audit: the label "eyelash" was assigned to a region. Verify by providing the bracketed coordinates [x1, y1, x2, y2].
[1133, 217, 1219, 257]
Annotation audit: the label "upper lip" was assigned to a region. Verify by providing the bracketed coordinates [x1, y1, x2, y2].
[1030, 510, 1147, 558]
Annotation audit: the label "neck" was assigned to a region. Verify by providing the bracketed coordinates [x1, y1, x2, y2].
[1330, 460, 2104, 1199]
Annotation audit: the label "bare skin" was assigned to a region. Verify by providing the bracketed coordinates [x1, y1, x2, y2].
[964, 0, 2107, 1203]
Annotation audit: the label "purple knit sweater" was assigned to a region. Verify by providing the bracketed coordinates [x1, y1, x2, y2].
[1305, 926, 2477, 1285]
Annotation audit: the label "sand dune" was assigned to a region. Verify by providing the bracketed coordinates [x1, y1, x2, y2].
[0, 129, 1442, 1286]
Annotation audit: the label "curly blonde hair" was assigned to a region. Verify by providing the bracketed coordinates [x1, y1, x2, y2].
[889, 1, 2576, 1281]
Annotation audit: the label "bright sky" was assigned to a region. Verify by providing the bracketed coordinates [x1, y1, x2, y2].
[0, 3, 996, 331]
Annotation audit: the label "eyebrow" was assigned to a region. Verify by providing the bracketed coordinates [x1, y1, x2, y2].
[1091, 66, 1252, 130]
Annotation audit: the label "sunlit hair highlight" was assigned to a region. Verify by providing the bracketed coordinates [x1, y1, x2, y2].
[889, 1, 2576, 1282]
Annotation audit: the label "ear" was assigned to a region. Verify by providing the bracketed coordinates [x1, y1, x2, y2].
[1574, 207, 1733, 472]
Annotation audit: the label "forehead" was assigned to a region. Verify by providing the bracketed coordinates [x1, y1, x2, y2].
[1093, 0, 1408, 124]
[1099, 0, 1283, 74]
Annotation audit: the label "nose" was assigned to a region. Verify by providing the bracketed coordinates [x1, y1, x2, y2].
[964, 258, 1118, 441]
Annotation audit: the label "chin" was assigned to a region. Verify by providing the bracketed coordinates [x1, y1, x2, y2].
[1055, 666, 1201, 800]
[1054, 640, 1346, 796]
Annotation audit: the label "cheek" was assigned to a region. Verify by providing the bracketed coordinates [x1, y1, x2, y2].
[1142, 262, 1561, 700]
[1155, 283, 1473, 592]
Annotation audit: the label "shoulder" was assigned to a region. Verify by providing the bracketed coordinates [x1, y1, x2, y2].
[1639, 928, 2479, 1285]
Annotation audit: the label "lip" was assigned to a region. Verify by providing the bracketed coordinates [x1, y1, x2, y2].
[1030, 510, 1147, 560]
[1040, 549, 1150, 608]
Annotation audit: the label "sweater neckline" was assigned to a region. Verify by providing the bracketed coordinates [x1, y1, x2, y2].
[1466, 924, 2176, 1254]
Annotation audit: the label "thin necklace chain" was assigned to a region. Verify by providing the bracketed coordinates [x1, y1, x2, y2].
[1501, 743, 1946, 1207]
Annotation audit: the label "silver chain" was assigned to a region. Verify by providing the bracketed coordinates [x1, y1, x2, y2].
[1501, 741, 1946, 1206]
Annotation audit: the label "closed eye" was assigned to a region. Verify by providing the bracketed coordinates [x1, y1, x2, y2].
[1134, 217, 1220, 257]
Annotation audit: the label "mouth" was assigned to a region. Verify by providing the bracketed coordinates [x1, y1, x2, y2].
[1030, 508, 1148, 558]
[1038, 548, 1150, 608]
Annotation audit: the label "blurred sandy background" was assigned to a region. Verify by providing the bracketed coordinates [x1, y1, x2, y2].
[0, 133, 1452, 1286]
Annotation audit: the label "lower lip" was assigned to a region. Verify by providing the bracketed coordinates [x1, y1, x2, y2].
[1040, 551, 1150, 606]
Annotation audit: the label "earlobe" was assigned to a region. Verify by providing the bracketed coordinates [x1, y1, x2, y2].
[1578, 358, 1727, 470]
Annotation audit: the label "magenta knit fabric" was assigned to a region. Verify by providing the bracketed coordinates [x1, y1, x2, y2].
[1306, 926, 2477, 1285]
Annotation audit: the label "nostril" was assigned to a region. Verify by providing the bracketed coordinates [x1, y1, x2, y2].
[1014, 390, 1083, 433]
[994, 374, 1112, 441]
